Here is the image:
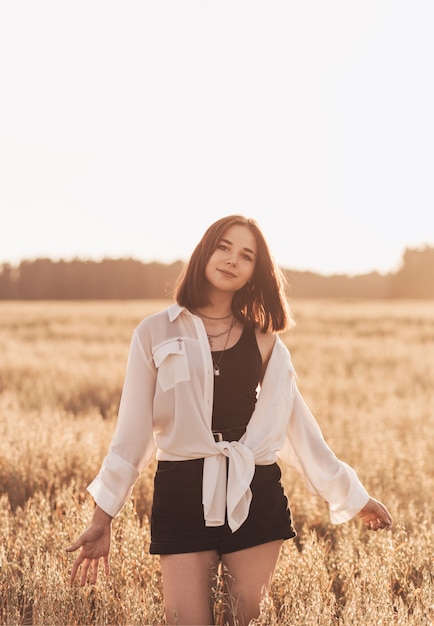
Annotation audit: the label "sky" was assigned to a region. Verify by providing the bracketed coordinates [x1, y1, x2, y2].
[1, 1, 433, 276]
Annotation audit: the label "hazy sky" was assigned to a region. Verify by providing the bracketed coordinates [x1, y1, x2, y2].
[1, 1, 433, 275]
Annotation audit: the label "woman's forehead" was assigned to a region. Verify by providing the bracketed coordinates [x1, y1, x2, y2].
[220, 224, 257, 253]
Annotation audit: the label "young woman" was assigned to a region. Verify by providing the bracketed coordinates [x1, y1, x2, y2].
[66, 215, 392, 625]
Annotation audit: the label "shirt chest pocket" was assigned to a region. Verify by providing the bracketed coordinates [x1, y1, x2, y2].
[152, 338, 191, 392]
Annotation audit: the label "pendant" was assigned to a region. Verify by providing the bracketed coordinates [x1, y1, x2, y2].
[214, 364, 220, 376]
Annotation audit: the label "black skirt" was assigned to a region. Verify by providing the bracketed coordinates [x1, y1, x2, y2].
[150, 458, 296, 555]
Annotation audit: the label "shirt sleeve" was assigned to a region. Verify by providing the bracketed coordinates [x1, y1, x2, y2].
[277, 381, 370, 524]
[87, 328, 157, 517]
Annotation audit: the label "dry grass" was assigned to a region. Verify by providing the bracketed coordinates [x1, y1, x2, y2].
[0, 299, 433, 625]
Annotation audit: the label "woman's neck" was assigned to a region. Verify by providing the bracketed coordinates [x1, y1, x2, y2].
[195, 305, 233, 320]
[195, 291, 234, 320]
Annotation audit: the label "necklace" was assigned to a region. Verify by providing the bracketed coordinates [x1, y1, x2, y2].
[196, 310, 233, 321]
[208, 318, 236, 376]
[206, 317, 237, 348]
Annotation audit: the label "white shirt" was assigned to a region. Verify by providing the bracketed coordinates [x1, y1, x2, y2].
[87, 304, 369, 532]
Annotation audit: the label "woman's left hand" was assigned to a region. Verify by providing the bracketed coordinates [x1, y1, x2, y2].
[357, 497, 393, 531]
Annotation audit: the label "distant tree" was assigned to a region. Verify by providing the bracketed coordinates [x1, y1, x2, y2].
[389, 246, 434, 298]
[17, 259, 58, 298]
[0, 263, 18, 299]
[286, 270, 390, 299]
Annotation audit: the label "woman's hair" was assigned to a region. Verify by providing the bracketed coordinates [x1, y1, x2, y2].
[174, 215, 294, 332]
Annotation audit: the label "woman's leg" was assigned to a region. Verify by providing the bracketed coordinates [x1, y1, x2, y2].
[160, 550, 220, 625]
[220, 540, 283, 626]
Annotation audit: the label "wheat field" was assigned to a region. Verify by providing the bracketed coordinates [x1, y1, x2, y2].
[0, 299, 433, 625]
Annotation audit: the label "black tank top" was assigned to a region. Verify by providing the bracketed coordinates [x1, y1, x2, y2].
[211, 325, 262, 440]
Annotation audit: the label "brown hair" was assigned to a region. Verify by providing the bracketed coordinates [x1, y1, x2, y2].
[174, 215, 293, 332]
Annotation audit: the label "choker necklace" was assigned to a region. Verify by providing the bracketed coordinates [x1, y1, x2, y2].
[207, 318, 236, 375]
[206, 317, 237, 348]
[196, 310, 233, 321]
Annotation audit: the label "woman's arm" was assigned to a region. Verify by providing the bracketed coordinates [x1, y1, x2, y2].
[278, 383, 392, 529]
[66, 327, 157, 585]
[255, 329, 276, 380]
[87, 328, 157, 517]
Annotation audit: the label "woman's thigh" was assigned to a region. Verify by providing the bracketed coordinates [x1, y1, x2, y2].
[160, 550, 220, 626]
[220, 540, 283, 626]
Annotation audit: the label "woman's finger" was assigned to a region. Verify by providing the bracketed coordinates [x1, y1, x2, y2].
[80, 559, 92, 587]
[69, 554, 84, 584]
[91, 559, 100, 584]
[65, 539, 82, 553]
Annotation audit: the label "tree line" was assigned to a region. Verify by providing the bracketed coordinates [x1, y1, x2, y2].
[0, 246, 433, 299]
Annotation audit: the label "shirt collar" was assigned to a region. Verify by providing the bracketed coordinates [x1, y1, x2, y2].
[168, 303, 187, 322]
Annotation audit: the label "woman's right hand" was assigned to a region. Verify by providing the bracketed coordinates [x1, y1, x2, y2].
[357, 497, 393, 531]
[66, 506, 113, 585]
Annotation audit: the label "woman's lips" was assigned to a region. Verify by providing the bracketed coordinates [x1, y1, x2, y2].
[218, 268, 237, 278]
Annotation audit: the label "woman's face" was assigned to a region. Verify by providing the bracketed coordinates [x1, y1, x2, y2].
[204, 224, 257, 294]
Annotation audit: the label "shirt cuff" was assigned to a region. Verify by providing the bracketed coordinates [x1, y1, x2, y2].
[328, 476, 370, 524]
[86, 451, 139, 518]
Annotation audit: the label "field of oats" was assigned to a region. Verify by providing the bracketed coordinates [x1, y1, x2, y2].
[0, 299, 433, 625]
